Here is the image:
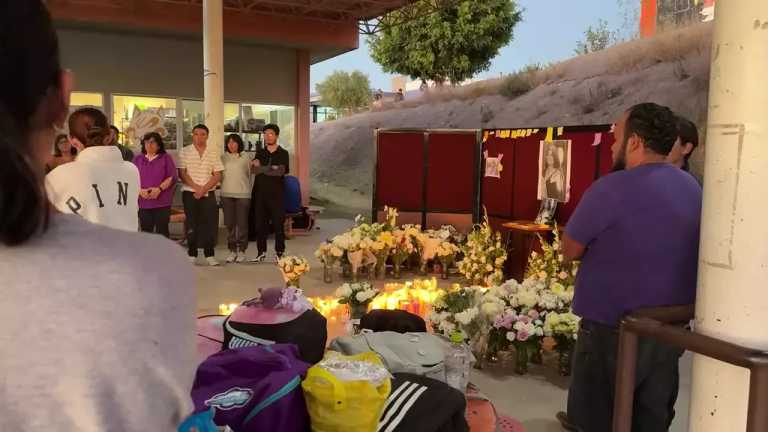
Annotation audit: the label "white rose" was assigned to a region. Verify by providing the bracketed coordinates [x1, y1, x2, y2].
[481, 301, 502, 318]
[355, 291, 370, 302]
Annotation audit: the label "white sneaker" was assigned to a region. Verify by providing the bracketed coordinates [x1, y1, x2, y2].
[188, 255, 197, 265]
[206, 256, 221, 267]
[235, 252, 247, 263]
[226, 252, 237, 263]
[249, 253, 267, 263]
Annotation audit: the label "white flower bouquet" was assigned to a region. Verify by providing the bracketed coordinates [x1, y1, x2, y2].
[278, 256, 310, 288]
[428, 285, 487, 341]
[457, 211, 506, 287]
[335, 282, 381, 320]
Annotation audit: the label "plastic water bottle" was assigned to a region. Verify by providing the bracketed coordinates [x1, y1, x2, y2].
[445, 331, 471, 393]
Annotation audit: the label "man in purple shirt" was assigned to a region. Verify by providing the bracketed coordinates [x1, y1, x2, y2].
[556, 103, 702, 432]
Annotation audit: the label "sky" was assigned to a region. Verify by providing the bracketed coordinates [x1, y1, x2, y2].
[310, 0, 638, 92]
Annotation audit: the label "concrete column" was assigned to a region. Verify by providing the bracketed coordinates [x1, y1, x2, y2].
[203, 0, 224, 150]
[295, 49, 311, 206]
[690, 2, 768, 431]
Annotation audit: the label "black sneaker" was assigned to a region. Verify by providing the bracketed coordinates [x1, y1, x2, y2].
[248, 253, 267, 263]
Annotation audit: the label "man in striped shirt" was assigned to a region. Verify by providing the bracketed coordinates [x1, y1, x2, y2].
[178, 124, 224, 266]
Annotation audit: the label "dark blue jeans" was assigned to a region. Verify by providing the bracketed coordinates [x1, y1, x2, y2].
[567, 319, 683, 432]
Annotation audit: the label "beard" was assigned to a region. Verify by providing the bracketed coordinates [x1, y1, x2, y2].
[611, 137, 628, 172]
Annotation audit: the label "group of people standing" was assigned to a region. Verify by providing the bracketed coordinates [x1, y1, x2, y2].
[43, 111, 290, 267]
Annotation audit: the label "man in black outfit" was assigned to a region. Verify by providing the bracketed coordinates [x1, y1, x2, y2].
[250, 123, 289, 262]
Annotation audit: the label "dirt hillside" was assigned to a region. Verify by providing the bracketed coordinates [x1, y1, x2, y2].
[310, 24, 713, 217]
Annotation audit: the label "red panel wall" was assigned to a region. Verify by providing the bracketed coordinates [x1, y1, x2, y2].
[481, 126, 614, 225]
[481, 136, 515, 219]
[376, 132, 424, 211]
[426, 133, 476, 212]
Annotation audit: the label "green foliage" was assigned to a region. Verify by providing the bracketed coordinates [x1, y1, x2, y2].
[368, 0, 522, 85]
[499, 64, 542, 99]
[315, 70, 372, 113]
[574, 19, 620, 55]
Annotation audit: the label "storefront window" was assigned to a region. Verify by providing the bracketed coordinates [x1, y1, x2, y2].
[181, 100, 240, 148]
[181, 101, 294, 157]
[241, 103, 295, 155]
[112, 95, 178, 150]
[70, 92, 104, 111]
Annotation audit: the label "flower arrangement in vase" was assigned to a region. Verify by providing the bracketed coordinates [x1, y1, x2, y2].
[428, 285, 491, 366]
[544, 311, 580, 376]
[277, 256, 310, 288]
[315, 242, 344, 283]
[335, 282, 381, 333]
[435, 241, 460, 279]
[457, 211, 506, 287]
[391, 229, 415, 278]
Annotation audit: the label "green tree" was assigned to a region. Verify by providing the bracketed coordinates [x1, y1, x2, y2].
[315, 70, 372, 114]
[368, 0, 522, 85]
[574, 19, 620, 55]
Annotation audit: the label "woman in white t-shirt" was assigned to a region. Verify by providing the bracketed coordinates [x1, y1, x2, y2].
[0, 2, 196, 430]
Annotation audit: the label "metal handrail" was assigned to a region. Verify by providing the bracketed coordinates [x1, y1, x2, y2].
[613, 305, 768, 432]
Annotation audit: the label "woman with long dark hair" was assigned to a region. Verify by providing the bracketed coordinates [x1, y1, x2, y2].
[47, 133, 76, 172]
[134, 132, 177, 237]
[0, 2, 196, 429]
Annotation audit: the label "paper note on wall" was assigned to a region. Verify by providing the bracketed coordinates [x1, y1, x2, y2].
[484, 151, 504, 178]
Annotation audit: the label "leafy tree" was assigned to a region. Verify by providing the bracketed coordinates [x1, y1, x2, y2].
[574, 19, 621, 55]
[315, 70, 372, 114]
[368, 0, 522, 85]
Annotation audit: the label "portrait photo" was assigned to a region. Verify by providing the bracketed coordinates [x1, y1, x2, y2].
[537, 139, 572, 203]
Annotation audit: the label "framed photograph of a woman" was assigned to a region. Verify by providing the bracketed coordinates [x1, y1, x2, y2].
[537, 139, 571, 202]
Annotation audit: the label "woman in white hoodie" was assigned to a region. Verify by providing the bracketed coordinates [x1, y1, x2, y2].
[0, 2, 196, 430]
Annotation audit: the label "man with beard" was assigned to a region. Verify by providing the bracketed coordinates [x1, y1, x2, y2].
[556, 103, 702, 432]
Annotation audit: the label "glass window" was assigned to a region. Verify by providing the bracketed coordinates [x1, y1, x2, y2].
[181, 100, 240, 148]
[241, 103, 295, 154]
[70, 92, 104, 110]
[112, 95, 178, 150]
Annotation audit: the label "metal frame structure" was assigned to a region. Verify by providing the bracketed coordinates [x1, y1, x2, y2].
[613, 305, 768, 432]
[152, 0, 455, 34]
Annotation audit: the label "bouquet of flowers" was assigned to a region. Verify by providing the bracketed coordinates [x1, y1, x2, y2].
[390, 229, 416, 278]
[429, 286, 488, 349]
[335, 282, 381, 320]
[278, 256, 310, 288]
[435, 241, 461, 278]
[383, 205, 399, 230]
[525, 225, 579, 288]
[315, 241, 344, 266]
[457, 212, 506, 287]
[372, 230, 395, 277]
[544, 311, 581, 375]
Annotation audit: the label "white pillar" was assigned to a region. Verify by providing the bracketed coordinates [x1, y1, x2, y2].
[203, 0, 224, 149]
[690, 2, 768, 431]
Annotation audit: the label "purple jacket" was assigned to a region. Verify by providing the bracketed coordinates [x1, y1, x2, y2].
[133, 152, 177, 209]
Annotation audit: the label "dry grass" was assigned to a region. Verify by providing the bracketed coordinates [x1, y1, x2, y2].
[499, 64, 543, 99]
[367, 23, 713, 114]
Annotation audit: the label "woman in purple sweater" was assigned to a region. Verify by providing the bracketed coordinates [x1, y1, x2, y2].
[133, 132, 177, 237]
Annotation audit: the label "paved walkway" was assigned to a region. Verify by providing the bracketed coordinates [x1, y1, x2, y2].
[194, 217, 691, 432]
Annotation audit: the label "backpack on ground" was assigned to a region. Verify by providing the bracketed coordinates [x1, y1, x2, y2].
[190, 344, 310, 432]
[223, 299, 327, 364]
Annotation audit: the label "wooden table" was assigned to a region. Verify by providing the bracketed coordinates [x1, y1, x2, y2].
[500, 220, 554, 282]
